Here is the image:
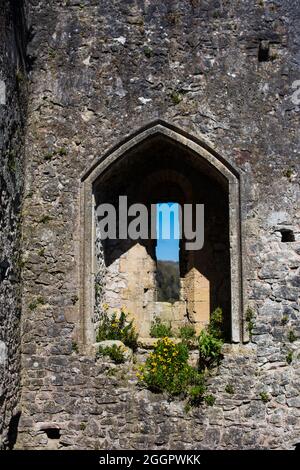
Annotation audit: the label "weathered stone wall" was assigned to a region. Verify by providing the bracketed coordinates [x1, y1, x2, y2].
[16, 342, 300, 450]
[14, 0, 300, 449]
[0, 0, 27, 449]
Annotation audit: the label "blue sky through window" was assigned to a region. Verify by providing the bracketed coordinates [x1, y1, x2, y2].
[155, 202, 180, 262]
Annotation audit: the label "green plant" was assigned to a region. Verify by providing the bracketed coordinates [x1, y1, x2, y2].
[288, 330, 297, 343]
[80, 422, 86, 431]
[16, 69, 24, 84]
[98, 344, 126, 364]
[198, 307, 224, 370]
[72, 341, 79, 354]
[204, 394, 216, 406]
[179, 324, 196, 341]
[39, 215, 51, 224]
[44, 152, 54, 161]
[281, 315, 288, 326]
[15, 254, 25, 269]
[198, 329, 223, 370]
[28, 296, 45, 311]
[44, 147, 67, 160]
[96, 308, 138, 350]
[260, 391, 270, 403]
[269, 49, 278, 61]
[286, 351, 293, 365]
[58, 147, 67, 156]
[95, 283, 102, 297]
[150, 318, 173, 338]
[38, 248, 45, 257]
[208, 307, 223, 338]
[212, 10, 221, 18]
[48, 48, 56, 58]
[188, 384, 206, 406]
[143, 46, 152, 58]
[170, 91, 182, 105]
[166, 11, 181, 25]
[284, 169, 293, 179]
[184, 403, 191, 414]
[137, 337, 204, 396]
[225, 383, 235, 395]
[246, 307, 255, 337]
[106, 368, 118, 376]
[8, 161, 16, 173]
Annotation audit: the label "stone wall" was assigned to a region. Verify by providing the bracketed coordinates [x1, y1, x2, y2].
[9, 0, 300, 449]
[0, 0, 27, 449]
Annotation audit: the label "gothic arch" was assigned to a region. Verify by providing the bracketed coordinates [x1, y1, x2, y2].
[79, 120, 245, 349]
[141, 169, 194, 204]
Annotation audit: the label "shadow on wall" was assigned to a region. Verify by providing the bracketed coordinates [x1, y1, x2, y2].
[7, 412, 21, 450]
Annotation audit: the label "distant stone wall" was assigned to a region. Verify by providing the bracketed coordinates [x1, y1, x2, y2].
[0, 0, 27, 449]
[92, 135, 233, 338]
[11, 0, 300, 449]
